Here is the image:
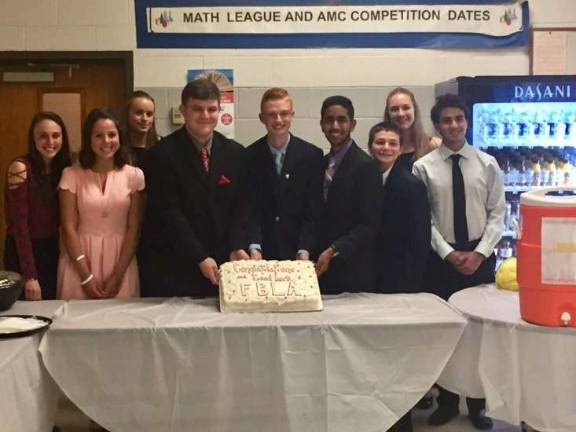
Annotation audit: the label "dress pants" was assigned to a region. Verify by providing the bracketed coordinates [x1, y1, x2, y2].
[424, 238, 496, 416]
[437, 385, 485, 416]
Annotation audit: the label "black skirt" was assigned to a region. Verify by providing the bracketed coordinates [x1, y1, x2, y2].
[3, 235, 59, 300]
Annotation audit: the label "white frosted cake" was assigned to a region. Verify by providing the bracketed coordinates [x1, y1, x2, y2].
[219, 260, 323, 313]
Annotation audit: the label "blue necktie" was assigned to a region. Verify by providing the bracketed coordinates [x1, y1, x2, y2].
[275, 151, 284, 175]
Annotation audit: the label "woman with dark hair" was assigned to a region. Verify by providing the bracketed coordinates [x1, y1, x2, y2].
[122, 90, 159, 168]
[4, 112, 71, 300]
[57, 108, 144, 299]
[384, 87, 440, 172]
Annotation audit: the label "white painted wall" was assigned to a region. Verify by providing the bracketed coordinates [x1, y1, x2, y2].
[2, 0, 576, 146]
[2, 0, 575, 87]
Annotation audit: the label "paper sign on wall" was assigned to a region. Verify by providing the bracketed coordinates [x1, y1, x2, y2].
[541, 217, 576, 285]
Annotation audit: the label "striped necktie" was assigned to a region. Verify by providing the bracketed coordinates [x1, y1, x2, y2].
[200, 147, 210, 174]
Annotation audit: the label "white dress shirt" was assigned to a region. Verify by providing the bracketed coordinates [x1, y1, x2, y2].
[413, 143, 505, 259]
[381, 166, 393, 186]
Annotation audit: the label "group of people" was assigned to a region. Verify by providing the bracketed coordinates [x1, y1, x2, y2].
[3, 79, 505, 431]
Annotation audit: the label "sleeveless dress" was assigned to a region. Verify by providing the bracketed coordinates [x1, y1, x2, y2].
[57, 165, 144, 299]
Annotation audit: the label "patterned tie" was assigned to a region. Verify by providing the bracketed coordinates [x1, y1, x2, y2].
[323, 158, 336, 201]
[200, 147, 210, 174]
[451, 154, 469, 244]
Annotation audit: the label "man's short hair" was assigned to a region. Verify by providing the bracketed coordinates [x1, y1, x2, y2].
[430, 94, 469, 124]
[367, 121, 402, 149]
[181, 79, 220, 105]
[320, 95, 355, 121]
[260, 87, 291, 112]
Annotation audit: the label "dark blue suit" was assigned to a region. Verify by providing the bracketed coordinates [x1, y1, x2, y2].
[374, 161, 431, 293]
[319, 141, 382, 294]
[246, 134, 324, 260]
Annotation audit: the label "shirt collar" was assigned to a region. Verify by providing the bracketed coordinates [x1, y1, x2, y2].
[439, 141, 472, 161]
[189, 133, 213, 155]
[381, 165, 393, 186]
[267, 134, 291, 157]
[329, 139, 353, 166]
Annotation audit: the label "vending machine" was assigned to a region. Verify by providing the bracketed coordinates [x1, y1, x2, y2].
[435, 75, 576, 262]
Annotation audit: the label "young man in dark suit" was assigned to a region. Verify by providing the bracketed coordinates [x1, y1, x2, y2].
[368, 121, 431, 432]
[140, 79, 249, 297]
[246, 88, 324, 261]
[315, 95, 381, 294]
[368, 120, 431, 295]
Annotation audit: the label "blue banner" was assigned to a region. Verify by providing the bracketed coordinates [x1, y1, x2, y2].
[135, 0, 529, 49]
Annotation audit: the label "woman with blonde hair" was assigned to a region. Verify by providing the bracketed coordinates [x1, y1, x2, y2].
[384, 87, 440, 171]
[122, 90, 159, 168]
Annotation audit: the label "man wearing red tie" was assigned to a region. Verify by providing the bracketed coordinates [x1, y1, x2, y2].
[141, 79, 249, 297]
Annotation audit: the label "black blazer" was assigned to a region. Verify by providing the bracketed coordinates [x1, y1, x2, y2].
[374, 162, 431, 293]
[246, 135, 324, 260]
[140, 128, 249, 297]
[319, 141, 382, 294]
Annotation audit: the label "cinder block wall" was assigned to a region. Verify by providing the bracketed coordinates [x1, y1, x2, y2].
[2, 0, 576, 153]
[140, 85, 437, 152]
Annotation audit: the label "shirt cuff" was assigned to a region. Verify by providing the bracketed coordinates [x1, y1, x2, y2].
[297, 249, 309, 258]
[249, 244, 262, 252]
[435, 241, 455, 260]
[474, 240, 493, 258]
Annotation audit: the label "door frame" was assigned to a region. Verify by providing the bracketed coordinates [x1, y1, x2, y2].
[0, 51, 133, 99]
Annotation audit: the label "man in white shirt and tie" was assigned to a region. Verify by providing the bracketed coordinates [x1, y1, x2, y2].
[413, 94, 505, 431]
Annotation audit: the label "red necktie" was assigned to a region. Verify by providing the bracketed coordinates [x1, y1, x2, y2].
[200, 147, 210, 174]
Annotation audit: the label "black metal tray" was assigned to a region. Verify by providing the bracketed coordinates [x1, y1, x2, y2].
[0, 314, 52, 339]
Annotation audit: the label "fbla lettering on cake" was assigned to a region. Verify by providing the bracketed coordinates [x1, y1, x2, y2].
[219, 260, 322, 313]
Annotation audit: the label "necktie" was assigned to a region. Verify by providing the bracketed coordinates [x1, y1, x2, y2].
[451, 154, 468, 244]
[200, 147, 210, 174]
[275, 151, 284, 175]
[323, 158, 336, 201]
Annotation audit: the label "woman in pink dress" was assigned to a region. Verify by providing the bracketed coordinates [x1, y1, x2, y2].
[57, 108, 144, 299]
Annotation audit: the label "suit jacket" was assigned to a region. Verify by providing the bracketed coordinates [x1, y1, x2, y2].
[246, 135, 324, 260]
[319, 141, 382, 294]
[374, 162, 431, 293]
[140, 128, 249, 297]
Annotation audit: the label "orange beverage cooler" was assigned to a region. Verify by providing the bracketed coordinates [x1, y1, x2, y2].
[518, 187, 576, 327]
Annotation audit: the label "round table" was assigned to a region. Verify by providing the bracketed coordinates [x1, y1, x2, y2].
[0, 300, 64, 432]
[439, 284, 576, 432]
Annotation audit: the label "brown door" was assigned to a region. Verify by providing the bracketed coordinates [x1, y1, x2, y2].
[0, 52, 132, 266]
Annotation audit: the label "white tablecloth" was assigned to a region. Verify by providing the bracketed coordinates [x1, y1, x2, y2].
[0, 300, 64, 432]
[39, 293, 465, 432]
[439, 285, 576, 432]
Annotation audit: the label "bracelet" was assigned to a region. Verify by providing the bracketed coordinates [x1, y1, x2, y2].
[80, 274, 94, 286]
[75, 254, 86, 262]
